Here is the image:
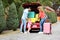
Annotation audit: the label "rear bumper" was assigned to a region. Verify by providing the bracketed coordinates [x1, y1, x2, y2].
[26, 27, 40, 30]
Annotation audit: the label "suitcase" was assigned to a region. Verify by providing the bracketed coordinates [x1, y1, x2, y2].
[35, 14, 39, 18]
[35, 14, 40, 21]
[28, 11, 35, 18]
[43, 22, 51, 34]
[30, 18, 36, 23]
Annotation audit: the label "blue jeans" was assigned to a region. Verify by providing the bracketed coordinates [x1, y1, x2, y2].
[40, 18, 46, 32]
[20, 19, 26, 32]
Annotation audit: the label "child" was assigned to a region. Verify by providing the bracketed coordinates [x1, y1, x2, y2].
[27, 18, 32, 33]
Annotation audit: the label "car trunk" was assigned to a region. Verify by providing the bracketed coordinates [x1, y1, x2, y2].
[22, 3, 41, 13]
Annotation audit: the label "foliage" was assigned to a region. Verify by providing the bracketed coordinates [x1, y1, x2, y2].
[2, 0, 9, 8]
[14, 0, 22, 10]
[0, 0, 6, 33]
[18, 5, 24, 20]
[46, 12, 57, 23]
[37, 0, 60, 7]
[7, 2, 19, 31]
[0, 0, 59, 32]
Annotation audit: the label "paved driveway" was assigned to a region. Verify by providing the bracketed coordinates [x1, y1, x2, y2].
[0, 21, 60, 40]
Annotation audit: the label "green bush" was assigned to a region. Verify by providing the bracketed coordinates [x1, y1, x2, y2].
[18, 5, 24, 20]
[7, 2, 19, 31]
[0, 0, 6, 33]
[46, 12, 57, 23]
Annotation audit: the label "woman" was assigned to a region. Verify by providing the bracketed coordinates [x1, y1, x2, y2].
[20, 7, 31, 33]
[37, 6, 47, 34]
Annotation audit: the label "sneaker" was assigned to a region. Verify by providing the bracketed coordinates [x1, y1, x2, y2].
[24, 32, 27, 34]
[27, 31, 30, 33]
[20, 32, 23, 33]
[38, 32, 43, 34]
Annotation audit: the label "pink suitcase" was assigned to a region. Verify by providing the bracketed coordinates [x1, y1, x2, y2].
[43, 22, 51, 34]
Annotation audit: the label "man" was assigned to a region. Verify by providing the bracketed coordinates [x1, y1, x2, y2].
[20, 7, 31, 33]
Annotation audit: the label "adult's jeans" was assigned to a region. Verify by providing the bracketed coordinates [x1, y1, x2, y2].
[40, 18, 46, 32]
[20, 19, 26, 32]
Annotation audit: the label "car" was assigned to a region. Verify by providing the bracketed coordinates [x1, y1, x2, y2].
[22, 3, 42, 32]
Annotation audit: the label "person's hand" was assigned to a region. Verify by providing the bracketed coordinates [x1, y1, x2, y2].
[37, 17, 40, 20]
[26, 18, 28, 20]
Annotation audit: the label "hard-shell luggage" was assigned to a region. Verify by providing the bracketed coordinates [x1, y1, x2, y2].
[30, 18, 36, 23]
[35, 14, 40, 21]
[28, 11, 35, 18]
[36, 14, 39, 18]
[43, 22, 51, 34]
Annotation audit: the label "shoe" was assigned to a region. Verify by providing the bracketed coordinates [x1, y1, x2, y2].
[38, 32, 43, 34]
[24, 32, 27, 34]
[20, 32, 23, 33]
[27, 31, 30, 33]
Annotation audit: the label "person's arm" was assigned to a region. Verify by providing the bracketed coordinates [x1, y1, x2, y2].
[38, 12, 41, 18]
[46, 6, 55, 12]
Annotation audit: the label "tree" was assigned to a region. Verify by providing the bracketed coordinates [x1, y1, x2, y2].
[46, 12, 57, 23]
[39, 0, 52, 6]
[26, 0, 37, 3]
[2, 0, 9, 8]
[39, 0, 60, 7]
[18, 5, 24, 20]
[7, 2, 19, 31]
[0, 0, 6, 33]
[20, 0, 37, 3]
[8, 0, 14, 5]
[14, 0, 22, 11]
